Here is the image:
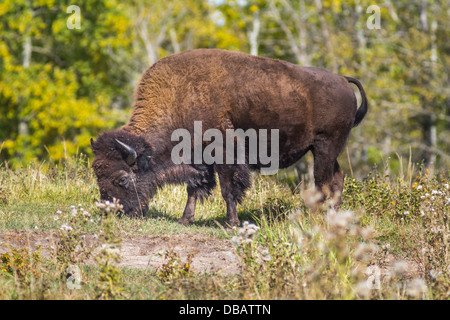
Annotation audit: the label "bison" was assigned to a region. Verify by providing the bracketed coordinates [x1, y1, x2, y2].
[90, 49, 368, 227]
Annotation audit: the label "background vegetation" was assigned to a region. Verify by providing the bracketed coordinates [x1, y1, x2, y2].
[0, 0, 448, 174]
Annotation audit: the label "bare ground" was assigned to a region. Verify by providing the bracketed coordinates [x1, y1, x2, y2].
[0, 230, 242, 275]
[0, 230, 420, 280]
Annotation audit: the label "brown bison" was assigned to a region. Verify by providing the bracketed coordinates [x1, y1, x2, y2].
[90, 49, 367, 227]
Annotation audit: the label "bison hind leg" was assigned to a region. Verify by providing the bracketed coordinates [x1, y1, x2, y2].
[312, 141, 346, 210]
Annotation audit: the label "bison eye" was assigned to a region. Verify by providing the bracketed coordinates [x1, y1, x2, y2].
[117, 175, 129, 187]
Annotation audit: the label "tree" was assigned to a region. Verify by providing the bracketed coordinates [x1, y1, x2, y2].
[0, 0, 134, 164]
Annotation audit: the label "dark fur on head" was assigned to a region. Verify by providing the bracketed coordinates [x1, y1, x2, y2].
[91, 130, 156, 217]
[91, 129, 217, 217]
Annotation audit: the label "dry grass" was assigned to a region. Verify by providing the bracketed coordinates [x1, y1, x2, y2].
[0, 157, 449, 299]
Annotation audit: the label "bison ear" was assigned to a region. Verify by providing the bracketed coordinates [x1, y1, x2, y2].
[137, 149, 152, 172]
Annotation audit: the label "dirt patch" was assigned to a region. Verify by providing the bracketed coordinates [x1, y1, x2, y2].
[0, 231, 241, 275]
[117, 234, 241, 274]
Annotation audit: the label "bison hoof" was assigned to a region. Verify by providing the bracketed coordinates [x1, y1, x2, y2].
[177, 218, 193, 226]
[225, 218, 240, 228]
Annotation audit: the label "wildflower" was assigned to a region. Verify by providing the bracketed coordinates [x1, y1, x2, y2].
[417, 185, 423, 190]
[230, 221, 260, 246]
[431, 190, 438, 195]
[354, 243, 378, 261]
[81, 209, 90, 218]
[392, 260, 409, 277]
[53, 216, 59, 221]
[297, 236, 304, 248]
[429, 269, 442, 280]
[260, 249, 271, 262]
[444, 184, 449, 190]
[70, 205, 77, 217]
[406, 278, 427, 298]
[56, 210, 62, 215]
[326, 210, 354, 229]
[238, 221, 259, 239]
[60, 224, 73, 232]
[403, 211, 410, 216]
[96, 202, 106, 209]
[360, 226, 375, 240]
[96, 199, 123, 214]
[355, 281, 371, 299]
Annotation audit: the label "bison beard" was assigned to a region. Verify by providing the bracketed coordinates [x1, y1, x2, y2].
[91, 49, 368, 227]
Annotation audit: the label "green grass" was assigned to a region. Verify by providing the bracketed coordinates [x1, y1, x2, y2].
[0, 158, 449, 299]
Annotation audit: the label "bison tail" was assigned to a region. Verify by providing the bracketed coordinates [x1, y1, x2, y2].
[345, 76, 368, 128]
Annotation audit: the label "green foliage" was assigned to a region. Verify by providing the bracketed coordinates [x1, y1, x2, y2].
[0, 0, 131, 165]
[1, 248, 41, 282]
[156, 250, 193, 283]
[0, 0, 448, 173]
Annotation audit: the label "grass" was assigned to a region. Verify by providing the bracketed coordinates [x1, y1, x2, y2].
[0, 156, 449, 300]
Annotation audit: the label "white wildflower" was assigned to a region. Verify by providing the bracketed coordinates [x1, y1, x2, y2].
[406, 278, 427, 298]
[392, 260, 409, 277]
[354, 243, 378, 261]
[231, 236, 241, 246]
[326, 210, 354, 229]
[429, 269, 442, 280]
[355, 281, 371, 299]
[260, 249, 271, 262]
[60, 224, 73, 232]
[231, 221, 260, 246]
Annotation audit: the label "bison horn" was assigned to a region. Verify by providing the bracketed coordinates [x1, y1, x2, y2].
[115, 139, 137, 166]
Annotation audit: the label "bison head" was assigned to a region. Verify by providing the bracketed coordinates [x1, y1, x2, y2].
[90, 130, 156, 217]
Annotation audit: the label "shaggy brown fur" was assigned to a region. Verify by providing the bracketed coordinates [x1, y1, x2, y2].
[91, 49, 368, 226]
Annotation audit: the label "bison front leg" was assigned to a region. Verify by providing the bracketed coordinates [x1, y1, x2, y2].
[178, 186, 197, 226]
[216, 164, 251, 227]
[178, 165, 217, 226]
